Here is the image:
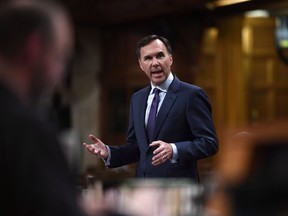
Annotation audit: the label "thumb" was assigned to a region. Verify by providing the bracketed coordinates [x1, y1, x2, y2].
[149, 141, 159, 147]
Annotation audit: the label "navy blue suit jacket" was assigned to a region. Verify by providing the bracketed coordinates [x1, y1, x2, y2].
[109, 75, 218, 181]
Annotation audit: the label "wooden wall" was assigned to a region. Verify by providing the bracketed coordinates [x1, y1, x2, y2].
[196, 15, 288, 174]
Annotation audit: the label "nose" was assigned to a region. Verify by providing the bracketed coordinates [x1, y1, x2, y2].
[152, 57, 159, 66]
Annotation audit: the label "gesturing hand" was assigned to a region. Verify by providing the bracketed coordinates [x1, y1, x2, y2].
[150, 140, 173, 166]
[83, 134, 108, 159]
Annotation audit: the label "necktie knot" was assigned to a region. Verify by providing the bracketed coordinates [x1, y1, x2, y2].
[153, 88, 160, 95]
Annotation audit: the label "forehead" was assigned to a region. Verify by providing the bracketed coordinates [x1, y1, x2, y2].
[140, 39, 169, 57]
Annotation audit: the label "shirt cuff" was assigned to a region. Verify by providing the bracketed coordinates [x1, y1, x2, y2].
[102, 145, 111, 166]
[170, 143, 179, 163]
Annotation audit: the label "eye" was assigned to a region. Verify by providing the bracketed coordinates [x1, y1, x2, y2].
[144, 56, 152, 61]
[156, 52, 165, 59]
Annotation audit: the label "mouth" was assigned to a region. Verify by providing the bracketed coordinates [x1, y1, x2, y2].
[151, 69, 163, 75]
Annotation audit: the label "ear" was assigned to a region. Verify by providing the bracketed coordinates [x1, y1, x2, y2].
[23, 31, 42, 67]
[138, 59, 144, 71]
[169, 54, 173, 66]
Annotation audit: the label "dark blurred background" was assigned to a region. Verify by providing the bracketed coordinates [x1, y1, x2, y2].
[10, 0, 288, 198]
[50, 0, 288, 180]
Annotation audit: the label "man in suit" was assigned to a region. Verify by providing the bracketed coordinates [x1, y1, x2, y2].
[0, 1, 87, 215]
[84, 35, 218, 181]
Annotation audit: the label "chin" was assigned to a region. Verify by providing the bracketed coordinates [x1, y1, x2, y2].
[152, 77, 164, 85]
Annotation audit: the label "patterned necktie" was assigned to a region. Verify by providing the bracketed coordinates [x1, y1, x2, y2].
[147, 88, 160, 142]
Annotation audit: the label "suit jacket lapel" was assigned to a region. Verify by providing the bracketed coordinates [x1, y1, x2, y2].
[153, 76, 180, 140]
[136, 86, 150, 145]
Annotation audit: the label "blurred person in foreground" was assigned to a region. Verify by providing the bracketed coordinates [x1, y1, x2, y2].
[0, 1, 88, 215]
[84, 35, 218, 181]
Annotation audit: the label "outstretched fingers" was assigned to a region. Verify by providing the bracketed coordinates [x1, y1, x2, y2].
[83, 134, 108, 159]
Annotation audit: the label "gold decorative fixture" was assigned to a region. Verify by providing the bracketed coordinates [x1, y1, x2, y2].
[207, 0, 251, 9]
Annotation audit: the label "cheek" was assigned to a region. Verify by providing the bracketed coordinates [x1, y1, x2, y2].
[141, 65, 150, 74]
[145, 70, 152, 79]
[45, 56, 66, 86]
[164, 61, 171, 70]
[53, 62, 65, 84]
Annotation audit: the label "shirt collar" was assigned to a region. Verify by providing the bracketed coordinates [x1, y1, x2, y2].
[150, 72, 174, 94]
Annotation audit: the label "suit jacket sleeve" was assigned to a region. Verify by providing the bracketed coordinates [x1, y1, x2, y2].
[174, 86, 218, 162]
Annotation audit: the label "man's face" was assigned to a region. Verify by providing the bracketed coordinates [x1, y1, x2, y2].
[138, 39, 173, 86]
[43, 13, 73, 89]
[31, 12, 73, 99]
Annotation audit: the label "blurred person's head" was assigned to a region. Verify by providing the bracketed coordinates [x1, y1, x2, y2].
[0, 0, 73, 104]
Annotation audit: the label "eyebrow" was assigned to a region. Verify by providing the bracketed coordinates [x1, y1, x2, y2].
[143, 51, 165, 60]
